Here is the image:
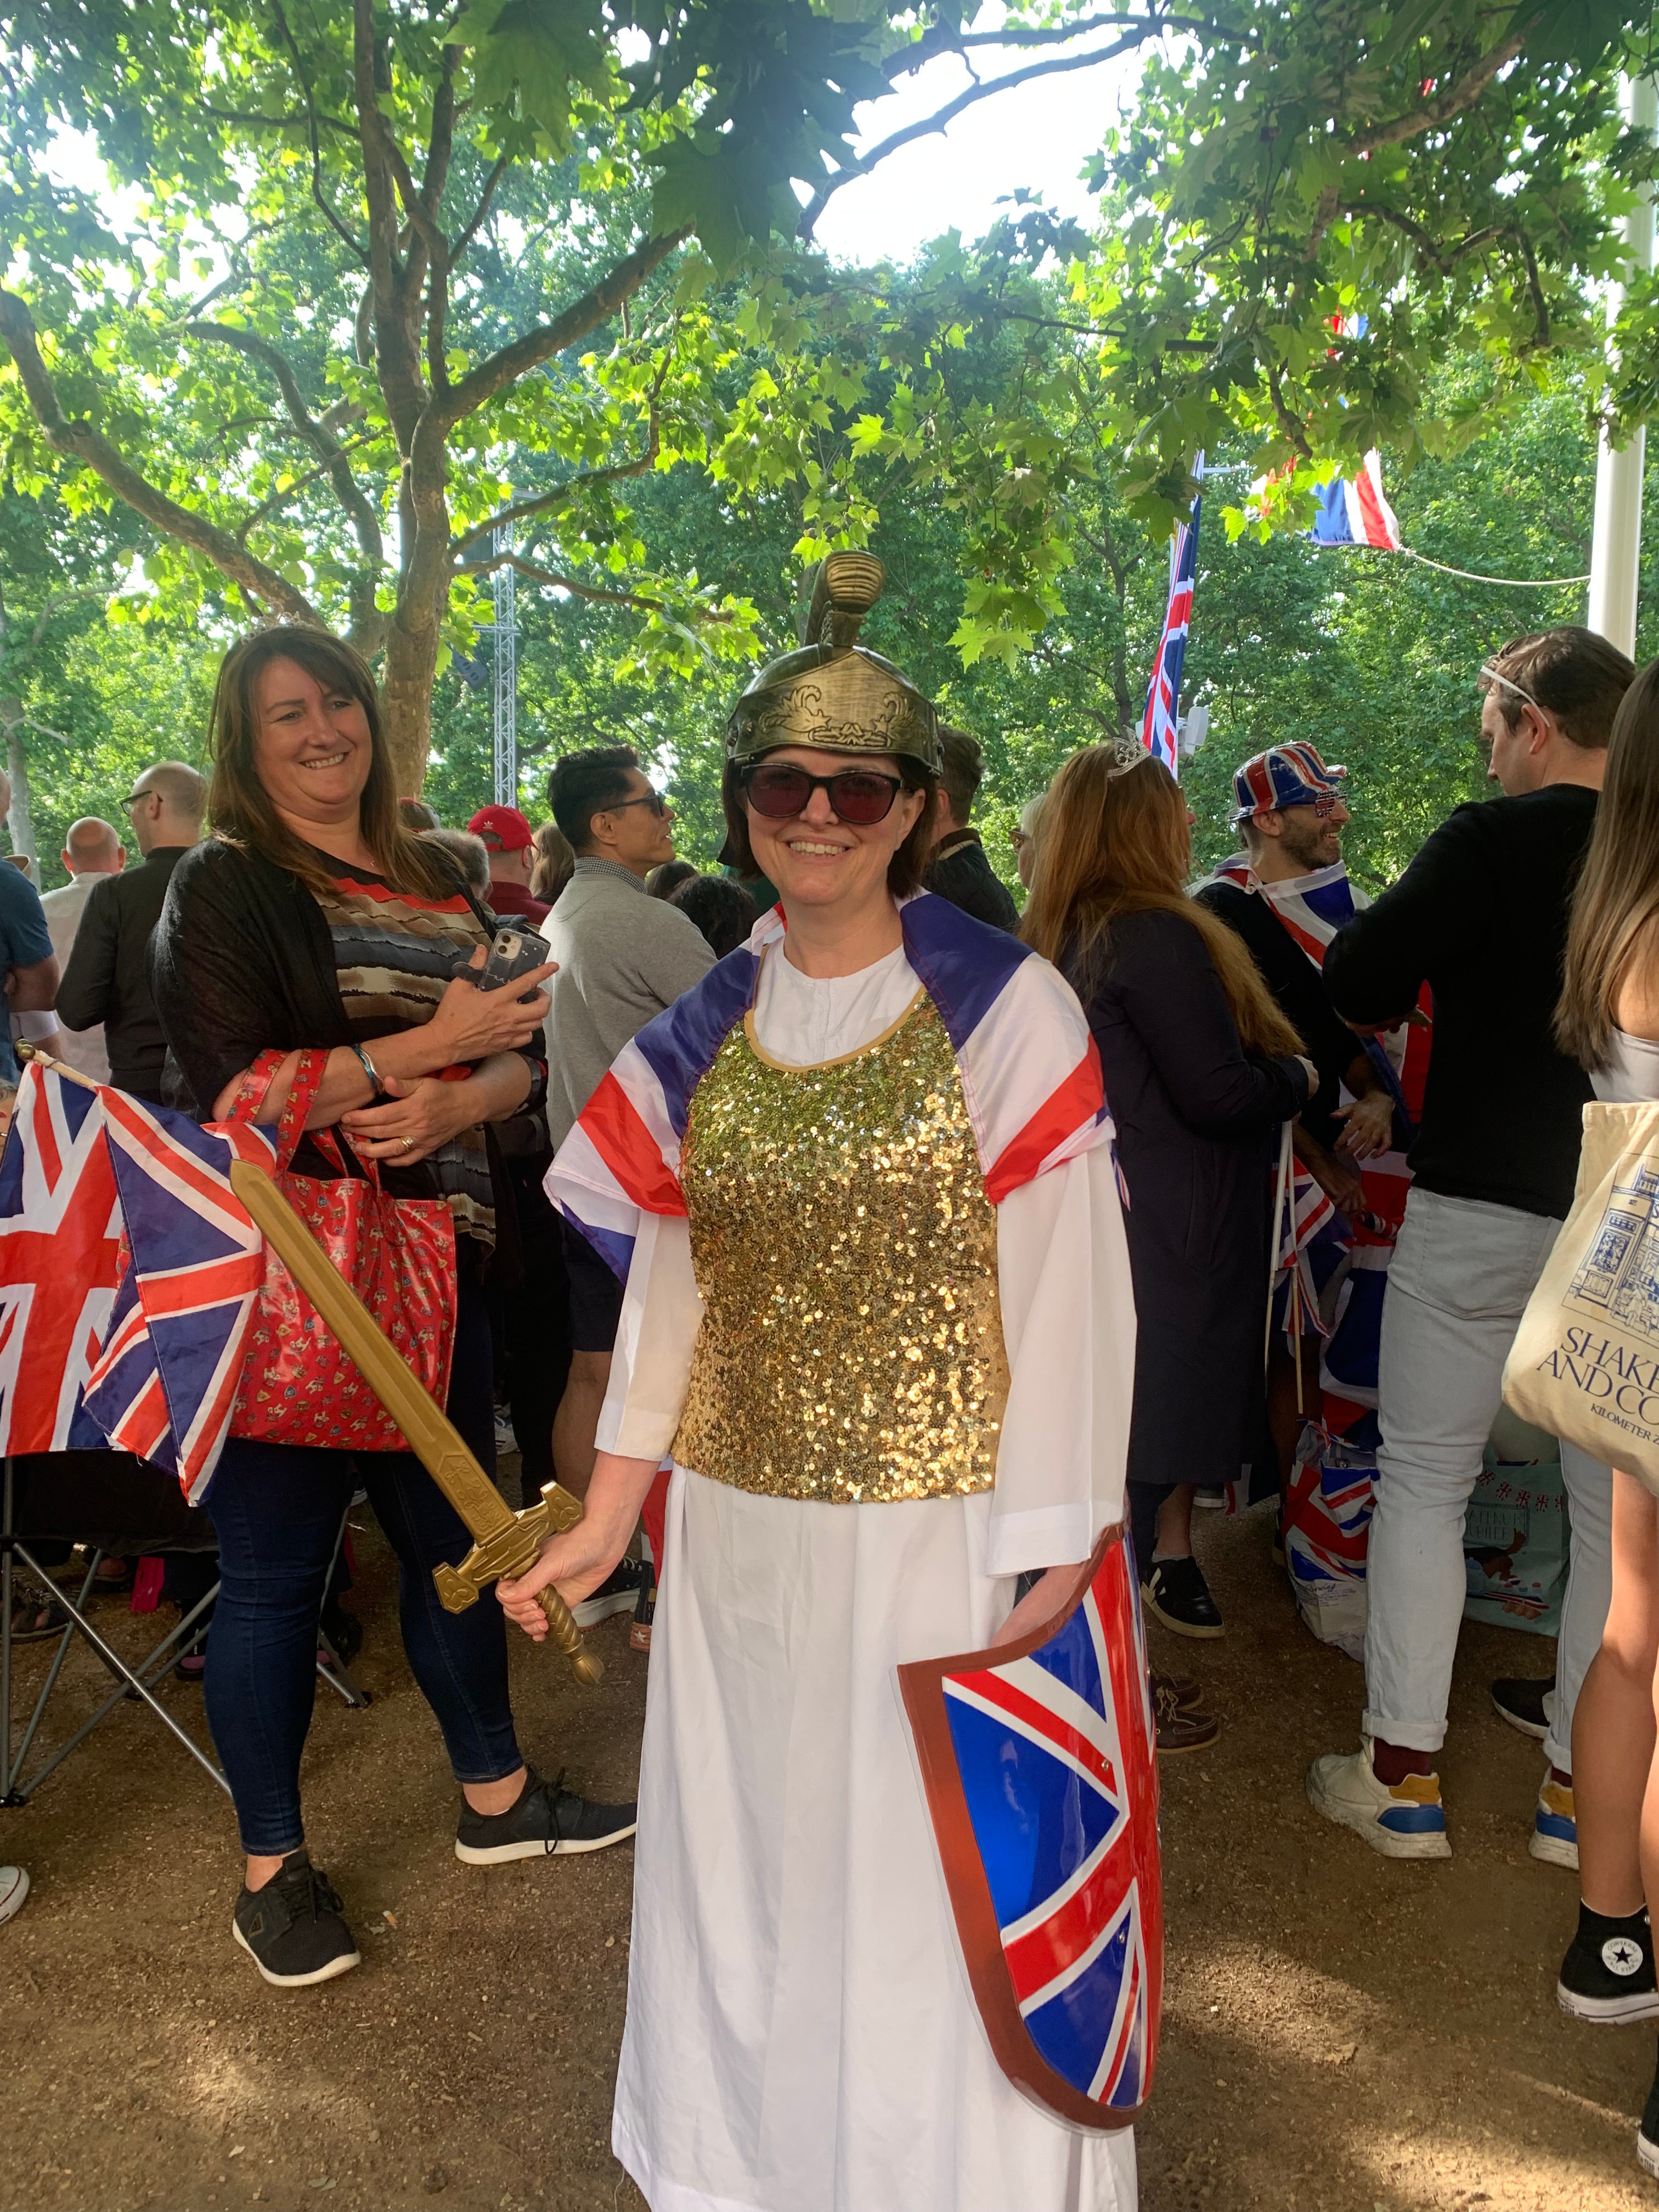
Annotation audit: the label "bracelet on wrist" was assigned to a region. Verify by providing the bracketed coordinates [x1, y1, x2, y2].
[352, 1043, 381, 1092]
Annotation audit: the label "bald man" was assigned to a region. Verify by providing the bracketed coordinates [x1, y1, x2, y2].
[58, 762, 204, 1101]
[40, 817, 125, 1082]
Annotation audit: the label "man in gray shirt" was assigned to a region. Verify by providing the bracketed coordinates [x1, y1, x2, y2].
[540, 746, 713, 1533]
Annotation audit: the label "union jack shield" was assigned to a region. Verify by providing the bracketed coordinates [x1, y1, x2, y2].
[898, 1531, 1161, 2129]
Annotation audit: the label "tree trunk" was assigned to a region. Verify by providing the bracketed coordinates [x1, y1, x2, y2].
[6, 727, 37, 879]
[380, 610, 441, 796]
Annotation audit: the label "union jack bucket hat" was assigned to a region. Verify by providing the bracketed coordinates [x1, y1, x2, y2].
[1230, 741, 1347, 827]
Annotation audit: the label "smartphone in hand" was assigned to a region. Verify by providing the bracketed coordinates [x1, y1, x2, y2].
[476, 928, 548, 1000]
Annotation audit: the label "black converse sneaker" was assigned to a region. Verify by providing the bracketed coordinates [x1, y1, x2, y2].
[454, 1765, 637, 1865]
[233, 1849, 360, 1988]
[573, 1558, 645, 1629]
[1640, 2047, 1659, 2180]
[1141, 1555, 1224, 1639]
[1559, 1906, 1659, 2023]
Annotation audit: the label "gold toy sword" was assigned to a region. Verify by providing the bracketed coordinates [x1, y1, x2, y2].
[227, 1157, 603, 1686]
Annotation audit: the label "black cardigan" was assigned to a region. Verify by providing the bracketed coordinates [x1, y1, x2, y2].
[150, 838, 537, 1246]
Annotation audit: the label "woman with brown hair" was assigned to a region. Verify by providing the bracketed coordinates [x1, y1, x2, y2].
[1550, 658, 1659, 2175]
[1024, 739, 1314, 1647]
[151, 624, 635, 1993]
[529, 818, 574, 905]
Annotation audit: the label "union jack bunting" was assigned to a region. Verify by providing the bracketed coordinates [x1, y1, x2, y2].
[0, 1064, 125, 1454]
[1311, 450, 1401, 552]
[547, 890, 1112, 1283]
[1139, 461, 1203, 772]
[0, 1063, 275, 1500]
[899, 1532, 1161, 2126]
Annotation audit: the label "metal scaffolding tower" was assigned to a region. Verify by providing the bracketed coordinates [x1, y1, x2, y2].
[492, 524, 517, 806]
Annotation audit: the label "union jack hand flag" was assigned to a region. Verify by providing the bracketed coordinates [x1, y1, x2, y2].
[0, 1063, 274, 1500]
[0, 1063, 125, 1455]
[1139, 464, 1203, 773]
[900, 1533, 1161, 2127]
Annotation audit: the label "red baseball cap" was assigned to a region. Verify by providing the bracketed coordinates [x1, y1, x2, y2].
[467, 804, 534, 851]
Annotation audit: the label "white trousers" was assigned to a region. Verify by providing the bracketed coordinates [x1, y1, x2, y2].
[1363, 1187, 1615, 1772]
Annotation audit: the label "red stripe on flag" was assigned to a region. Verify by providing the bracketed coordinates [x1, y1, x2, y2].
[1002, 1829, 1128, 2004]
[951, 1667, 1116, 1793]
[579, 1072, 687, 1217]
[1353, 461, 1391, 550]
[984, 1042, 1105, 1204]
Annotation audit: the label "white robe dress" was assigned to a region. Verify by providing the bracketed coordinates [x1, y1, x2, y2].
[599, 944, 1142, 2212]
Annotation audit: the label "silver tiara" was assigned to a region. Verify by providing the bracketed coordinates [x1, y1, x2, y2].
[1104, 736, 1150, 780]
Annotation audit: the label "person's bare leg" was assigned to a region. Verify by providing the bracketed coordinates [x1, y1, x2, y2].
[552, 1350, 612, 1503]
[1154, 1485, 1197, 1560]
[1577, 1469, 1659, 1916]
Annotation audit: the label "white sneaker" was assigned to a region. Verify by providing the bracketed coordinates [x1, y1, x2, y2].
[1306, 1740, 1451, 1860]
[0, 1865, 29, 1927]
[1531, 1774, 1578, 1870]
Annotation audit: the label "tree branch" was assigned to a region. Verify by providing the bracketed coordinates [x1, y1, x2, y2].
[1346, 29, 1529, 156]
[883, 9, 1252, 82]
[453, 153, 510, 267]
[436, 228, 690, 429]
[269, 0, 368, 265]
[449, 410, 661, 558]
[454, 549, 679, 616]
[354, 0, 428, 449]
[800, 35, 1160, 239]
[0, 289, 320, 623]
[184, 321, 385, 572]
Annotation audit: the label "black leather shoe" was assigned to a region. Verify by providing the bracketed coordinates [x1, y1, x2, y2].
[1141, 1556, 1224, 1639]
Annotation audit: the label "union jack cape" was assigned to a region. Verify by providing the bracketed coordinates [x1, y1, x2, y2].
[546, 891, 1113, 1280]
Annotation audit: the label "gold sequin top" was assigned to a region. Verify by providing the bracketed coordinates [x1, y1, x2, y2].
[672, 983, 1007, 1504]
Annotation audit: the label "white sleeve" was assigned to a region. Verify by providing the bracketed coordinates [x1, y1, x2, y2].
[594, 1211, 705, 1462]
[987, 1145, 1137, 1578]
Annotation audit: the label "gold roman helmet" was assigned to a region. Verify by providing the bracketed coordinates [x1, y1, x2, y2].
[724, 551, 942, 774]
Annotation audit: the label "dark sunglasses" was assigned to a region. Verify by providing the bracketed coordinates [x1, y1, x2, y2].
[740, 761, 905, 826]
[603, 788, 668, 819]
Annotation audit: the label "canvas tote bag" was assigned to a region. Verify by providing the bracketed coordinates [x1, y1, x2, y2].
[1503, 1101, 1659, 1494]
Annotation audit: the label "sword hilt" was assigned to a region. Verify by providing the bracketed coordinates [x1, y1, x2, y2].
[431, 1483, 603, 1686]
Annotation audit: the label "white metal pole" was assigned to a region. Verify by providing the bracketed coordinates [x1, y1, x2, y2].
[1588, 74, 1658, 657]
[492, 524, 517, 806]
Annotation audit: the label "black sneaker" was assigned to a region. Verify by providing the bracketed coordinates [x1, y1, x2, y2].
[232, 1849, 360, 1988]
[1641, 2049, 1659, 2180]
[572, 1558, 644, 1630]
[454, 1765, 637, 1865]
[1491, 1677, 1552, 1741]
[1559, 1909, 1659, 2023]
[1142, 1556, 1224, 1640]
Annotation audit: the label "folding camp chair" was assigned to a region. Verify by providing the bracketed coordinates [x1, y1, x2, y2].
[1, 1452, 369, 1808]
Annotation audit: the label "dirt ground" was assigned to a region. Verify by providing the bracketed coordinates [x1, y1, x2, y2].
[1, 1474, 1653, 2212]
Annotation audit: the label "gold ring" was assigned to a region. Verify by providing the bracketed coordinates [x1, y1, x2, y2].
[400, 1135, 414, 1153]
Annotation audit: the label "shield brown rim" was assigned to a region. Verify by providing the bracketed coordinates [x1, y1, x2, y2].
[896, 1524, 1153, 2133]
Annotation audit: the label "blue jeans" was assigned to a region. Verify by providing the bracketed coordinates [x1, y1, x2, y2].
[204, 1265, 523, 1855]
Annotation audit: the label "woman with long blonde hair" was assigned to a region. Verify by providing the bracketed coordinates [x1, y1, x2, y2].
[1025, 740, 1314, 1656]
[1552, 659, 1659, 2177]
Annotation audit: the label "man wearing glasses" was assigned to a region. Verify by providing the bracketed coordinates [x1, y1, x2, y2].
[1309, 628, 1633, 1871]
[540, 747, 713, 1571]
[57, 760, 204, 1104]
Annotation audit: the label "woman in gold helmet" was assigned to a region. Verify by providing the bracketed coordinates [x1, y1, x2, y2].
[502, 555, 1145, 2211]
